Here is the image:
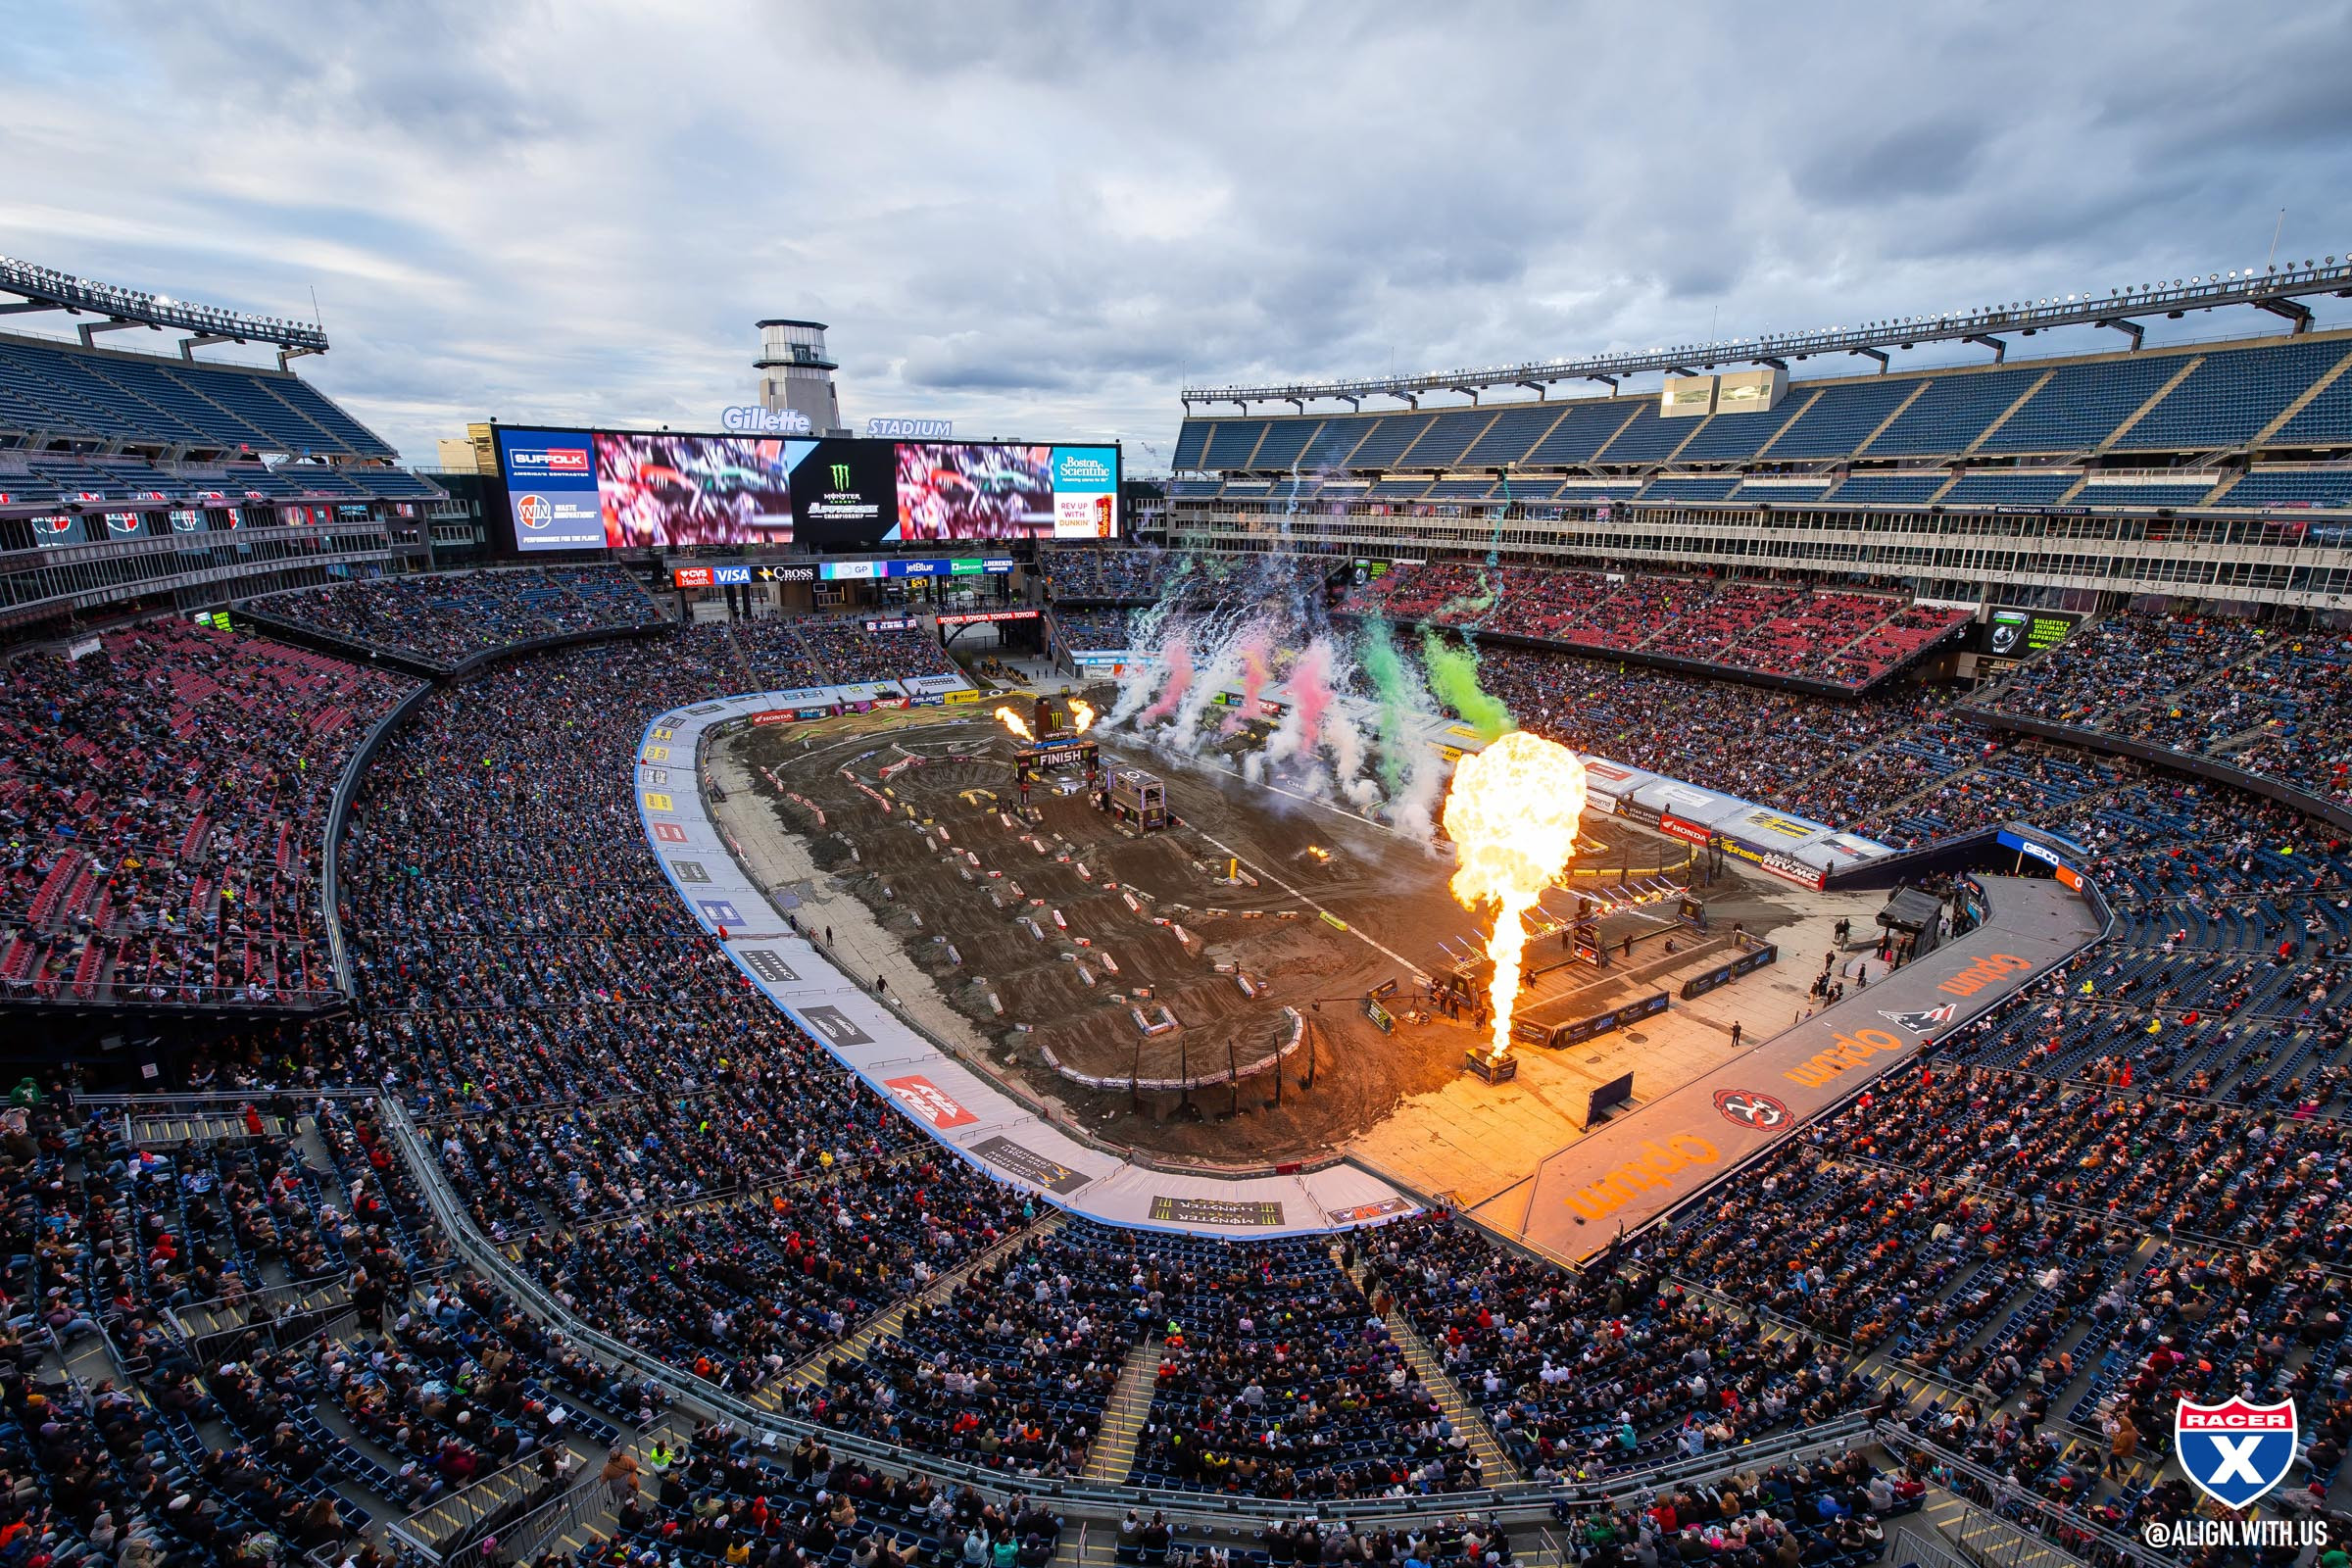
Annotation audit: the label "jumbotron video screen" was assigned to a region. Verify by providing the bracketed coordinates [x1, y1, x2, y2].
[494, 424, 1119, 552]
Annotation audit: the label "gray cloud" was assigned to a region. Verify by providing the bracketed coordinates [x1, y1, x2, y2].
[6, 0, 2347, 467]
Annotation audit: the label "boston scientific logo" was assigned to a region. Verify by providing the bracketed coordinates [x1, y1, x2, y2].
[515, 494, 555, 530]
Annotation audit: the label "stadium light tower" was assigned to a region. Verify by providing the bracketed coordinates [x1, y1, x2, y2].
[755, 319, 847, 437]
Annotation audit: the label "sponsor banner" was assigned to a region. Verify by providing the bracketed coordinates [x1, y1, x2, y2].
[794, 1003, 874, 1048]
[937, 609, 1042, 626]
[1758, 850, 1827, 890]
[883, 1074, 981, 1130]
[673, 566, 714, 588]
[739, 948, 801, 985]
[1149, 1196, 1285, 1228]
[944, 690, 984, 704]
[1680, 942, 1779, 1000]
[1523, 992, 1671, 1050]
[969, 1134, 1092, 1195]
[1657, 811, 1711, 846]
[863, 616, 920, 632]
[1050, 447, 1118, 539]
[1614, 798, 1661, 827]
[495, 428, 604, 551]
[1979, 607, 2081, 658]
[1325, 1197, 1414, 1226]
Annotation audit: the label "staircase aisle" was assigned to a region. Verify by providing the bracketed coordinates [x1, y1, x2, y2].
[749, 1212, 1067, 1411]
[1081, 1338, 1163, 1483]
[1338, 1248, 1518, 1488]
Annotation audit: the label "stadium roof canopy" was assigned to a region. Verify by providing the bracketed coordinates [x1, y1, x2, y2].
[1183, 257, 2352, 411]
[0, 254, 329, 367]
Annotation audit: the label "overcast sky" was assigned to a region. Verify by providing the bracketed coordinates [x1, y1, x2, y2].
[5, 1, 2350, 468]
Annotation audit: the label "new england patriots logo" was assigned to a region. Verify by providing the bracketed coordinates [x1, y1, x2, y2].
[1880, 1003, 1956, 1035]
[2176, 1396, 2296, 1509]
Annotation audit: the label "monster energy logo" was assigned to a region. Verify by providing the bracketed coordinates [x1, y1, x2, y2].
[829, 464, 851, 489]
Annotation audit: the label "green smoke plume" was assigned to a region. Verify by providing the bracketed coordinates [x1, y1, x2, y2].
[1359, 615, 1417, 794]
[1421, 631, 1514, 743]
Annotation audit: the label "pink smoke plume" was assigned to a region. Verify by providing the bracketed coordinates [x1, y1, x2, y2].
[1220, 629, 1274, 734]
[1138, 626, 1195, 726]
[1284, 638, 1335, 756]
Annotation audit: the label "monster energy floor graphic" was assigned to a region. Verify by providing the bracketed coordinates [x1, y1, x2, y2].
[1481, 874, 2104, 1262]
[637, 689, 1421, 1238]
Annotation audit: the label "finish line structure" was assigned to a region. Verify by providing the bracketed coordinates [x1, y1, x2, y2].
[637, 688, 1421, 1239]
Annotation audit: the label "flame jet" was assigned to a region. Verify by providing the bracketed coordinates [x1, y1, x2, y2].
[1442, 731, 1590, 1063]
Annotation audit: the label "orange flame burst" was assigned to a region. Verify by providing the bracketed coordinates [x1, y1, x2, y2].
[1068, 697, 1097, 734]
[993, 706, 1035, 741]
[1442, 730, 1590, 1062]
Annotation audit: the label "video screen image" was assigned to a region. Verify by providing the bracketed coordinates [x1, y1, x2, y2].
[894, 443, 1055, 540]
[595, 432, 799, 548]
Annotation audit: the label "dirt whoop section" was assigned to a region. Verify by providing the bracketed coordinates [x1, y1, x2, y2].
[734, 711, 1644, 1160]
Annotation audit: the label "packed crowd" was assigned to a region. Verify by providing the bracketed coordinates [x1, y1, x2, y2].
[1, 619, 415, 1005]
[730, 616, 961, 691]
[1050, 610, 1134, 654]
[250, 566, 663, 671]
[1038, 547, 1169, 602]
[14, 586, 2352, 1567]
[1340, 564, 1966, 689]
[1977, 612, 2352, 808]
[786, 1219, 1144, 1477]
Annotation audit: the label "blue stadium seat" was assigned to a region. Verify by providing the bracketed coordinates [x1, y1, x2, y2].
[1864, 365, 2046, 456]
[1768, 376, 1924, 459]
[1979, 354, 2180, 453]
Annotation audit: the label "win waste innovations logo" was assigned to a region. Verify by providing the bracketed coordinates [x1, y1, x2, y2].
[515, 493, 554, 530]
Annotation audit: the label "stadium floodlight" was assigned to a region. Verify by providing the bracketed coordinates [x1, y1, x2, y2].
[0, 254, 328, 356]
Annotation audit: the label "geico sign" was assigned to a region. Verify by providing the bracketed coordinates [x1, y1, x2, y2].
[1560, 1134, 1720, 1221]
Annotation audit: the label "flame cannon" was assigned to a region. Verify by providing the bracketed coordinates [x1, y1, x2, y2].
[1443, 730, 1590, 1080]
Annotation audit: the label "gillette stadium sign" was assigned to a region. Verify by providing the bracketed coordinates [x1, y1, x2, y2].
[719, 406, 814, 435]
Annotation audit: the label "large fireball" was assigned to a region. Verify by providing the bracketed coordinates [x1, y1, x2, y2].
[1443, 730, 1590, 1061]
[993, 706, 1035, 740]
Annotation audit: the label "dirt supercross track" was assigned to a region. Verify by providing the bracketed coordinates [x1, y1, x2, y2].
[727, 708, 1807, 1163]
